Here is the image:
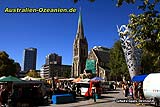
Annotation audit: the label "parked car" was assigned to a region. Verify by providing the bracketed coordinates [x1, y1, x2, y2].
[101, 81, 116, 93]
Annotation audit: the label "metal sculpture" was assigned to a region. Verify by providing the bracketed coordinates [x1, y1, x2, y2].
[117, 25, 141, 79]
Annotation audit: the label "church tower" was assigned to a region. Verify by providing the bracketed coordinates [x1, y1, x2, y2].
[72, 11, 88, 77]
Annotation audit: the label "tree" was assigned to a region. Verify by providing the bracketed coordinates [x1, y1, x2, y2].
[117, 0, 160, 72]
[117, 0, 160, 8]
[14, 62, 21, 74]
[64, 70, 71, 78]
[0, 51, 20, 76]
[117, 0, 160, 53]
[109, 41, 129, 81]
[73, 0, 160, 55]
[141, 49, 160, 74]
[128, 12, 160, 54]
[73, 0, 95, 3]
[26, 70, 41, 78]
[116, 0, 135, 7]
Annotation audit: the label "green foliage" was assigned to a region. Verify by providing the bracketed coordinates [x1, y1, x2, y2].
[117, 0, 160, 54]
[128, 11, 160, 54]
[26, 70, 40, 78]
[0, 51, 20, 76]
[116, 0, 160, 8]
[116, 0, 160, 73]
[109, 41, 129, 81]
[73, 0, 95, 3]
[64, 70, 71, 78]
[117, 0, 135, 7]
[141, 49, 160, 73]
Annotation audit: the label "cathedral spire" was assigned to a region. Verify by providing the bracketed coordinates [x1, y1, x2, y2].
[72, 8, 88, 78]
[76, 9, 84, 39]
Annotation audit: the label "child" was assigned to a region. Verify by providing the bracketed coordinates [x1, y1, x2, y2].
[129, 85, 133, 99]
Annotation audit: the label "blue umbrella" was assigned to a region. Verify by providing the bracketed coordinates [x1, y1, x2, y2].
[90, 77, 103, 81]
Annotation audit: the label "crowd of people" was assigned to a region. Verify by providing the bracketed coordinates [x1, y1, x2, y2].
[55, 80, 76, 92]
[0, 80, 90, 106]
[0, 82, 49, 107]
[49, 80, 78, 100]
[0, 79, 146, 106]
[122, 81, 144, 100]
[52, 80, 102, 102]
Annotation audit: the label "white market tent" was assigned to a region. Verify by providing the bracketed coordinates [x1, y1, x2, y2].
[0, 76, 6, 80]
[20, 76, 42, 81]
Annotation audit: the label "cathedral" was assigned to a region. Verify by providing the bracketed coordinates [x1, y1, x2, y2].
[71, 11, 88, 77]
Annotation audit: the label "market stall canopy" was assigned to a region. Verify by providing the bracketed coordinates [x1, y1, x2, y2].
[20, 76, 42, 81]
[0, 76, 6, 80]
[0, 75, 22, 82]
[72, 77, 81, 82]
[90, 77, 103, 81]
[80, 78, 90, 82]
[131, 74, 148, 82]
[59, 78, 75, 81]
[68, 78, 75, 81]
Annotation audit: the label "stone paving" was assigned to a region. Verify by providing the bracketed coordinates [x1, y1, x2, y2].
[42, 88, 155, 107]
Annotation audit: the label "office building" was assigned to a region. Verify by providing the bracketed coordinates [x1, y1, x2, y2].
[40, 53, 71, 79]
[45, 53, 62, 65]
[22, 48, 37, 72]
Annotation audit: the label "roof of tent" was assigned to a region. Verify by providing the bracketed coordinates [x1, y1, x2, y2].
[90, 77, 104, 82]
[131, 75, 148, 82]
[0, 76, 22, 82]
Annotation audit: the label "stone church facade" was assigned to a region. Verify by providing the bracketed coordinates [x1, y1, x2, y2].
[71, 12, 88, 77]
[88, 46, 110, 80]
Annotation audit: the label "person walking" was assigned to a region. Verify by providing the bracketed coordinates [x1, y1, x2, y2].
[122, 82, 125, 95]
[1, 86, 9, 107]
[129, 84, 133, 99]
[124, 83, 129, 98]
[92, 84, 96, 102]
[0, 85, 4, 106]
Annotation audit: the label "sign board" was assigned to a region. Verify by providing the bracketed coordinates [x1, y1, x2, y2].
[85, 59, 96, 74]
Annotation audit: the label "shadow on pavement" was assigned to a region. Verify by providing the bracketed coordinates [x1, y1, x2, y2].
[101, 96, 114, 98]
[71, 100, 114, 107]
[103, 91, 120, 94]
[75, 95, 115, 101]
[52, 96, 115, 106]
[145, 103, 160, 107]
[75, 97, 90, 102]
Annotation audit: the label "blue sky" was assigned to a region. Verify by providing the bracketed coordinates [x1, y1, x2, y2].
[0, 0, 141, 70]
